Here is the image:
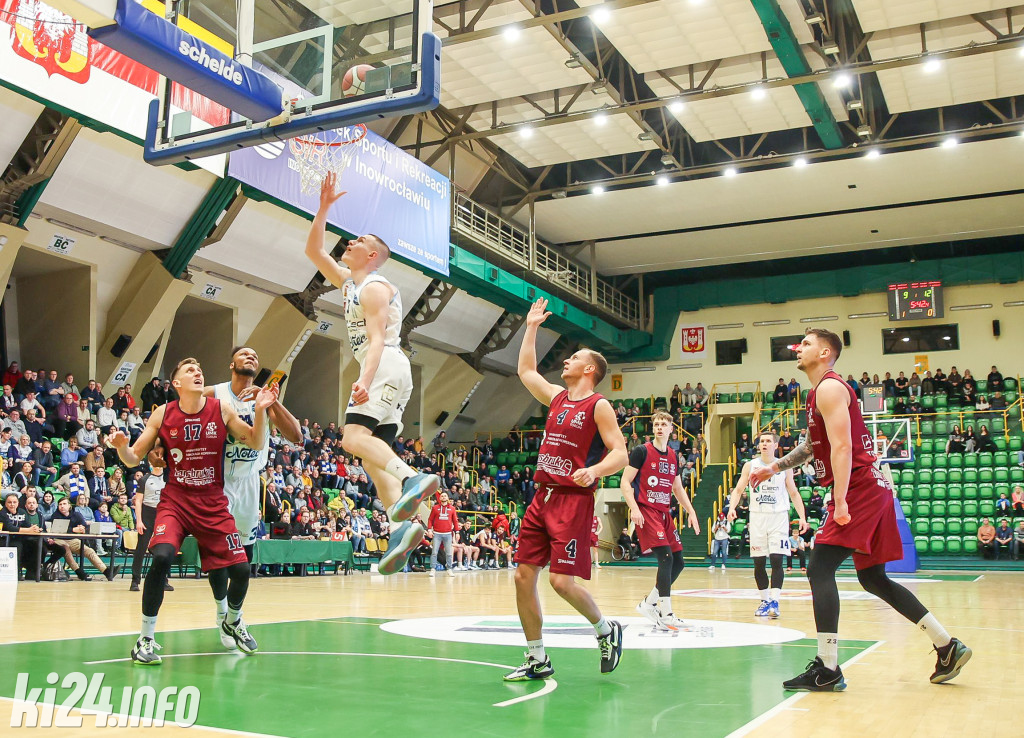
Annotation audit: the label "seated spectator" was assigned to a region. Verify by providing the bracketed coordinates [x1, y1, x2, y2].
[81, 380, 104, 412]
[807, 489, 824, 519]
[96, 398, 117, 432]
[882, 372, 896, 397]
[20, 390, 47, 419]
[964, 426, 978, 453]
[846, 374, 859, 394]
[127, 408, 146, 442]
[0, 385, 18, 417]
[44, 496, 118, 581]
[995, 519, 1013, 559]
[976, 426, 996, 453]
[56, 462, 89, 502]
[453, 521, 480, 569]
[987, 365, 1003, 393]
[59, 437, 86, 474]
[1013, 522, 1024, 561]
[38, 490, 57, 521]
[908, 372, 922, 397]
[13, 461, 33, 490]
[787, 525, 807, 572]
[473, 527, 499, 568]
[893, 397, 907, 416]
[350, 508, 372, 554]
[975, 395, 991, 414]
[89, 467, 114, 512]
[907, 397, 924, 415]
[894, 371, 910, 397]
[787, 377, 801, 401]
[0, 491, 44, 580]
[922, 370, 936, 395]
[947, 367, 962, 397]
[778, 428, 796, 454]
[83, 445, 106, 478]
[140, 377, 165, 411]
[773, 378, 788, 403]
[946, 425, 965, 453]
[734, 492, 749, 520]
[997, 493, 1011, 516]
[737, 433, 752, 458]
[1012, 486, 1024, 516]
[110, 492, 134, 532]
[9, 434, 34, 469]
[75, 419, 99, 451]
[13, 371, 36, 402]
[669, 384, 684, 414]
[2, 362, 22, 389]
[617, 526, 639, 560]
[693, 382, 708, 405]
[990, 392, 1008, 412]
[977, 518, 997, 558]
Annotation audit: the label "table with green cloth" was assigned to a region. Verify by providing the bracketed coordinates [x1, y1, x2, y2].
[176, 537, 355, 576]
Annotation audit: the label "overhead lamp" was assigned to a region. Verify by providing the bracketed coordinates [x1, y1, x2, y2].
[503, 25, 520, 41]
[593, 111, 608, 126]
[591, 6, 611, 23]
[846, 98, 863, 111]
[590, 79, 608, 94]
[565, 53, 582, 69]
[793, 157, 808, 168]
[519, 126, 534, 139]
[723, 166, 738, 178]
[660, 153, 675, 166]
[856, 124, 872, 138]
[750, 85, 767, 100]
[592, 185, 605, 195]
[804, 11, 824, 24]
[820, 37, 840, 55]
[656, 175, 669, 186]
[923, 57, 942, 73]
[552, 190, 567, 199]
[637, 131, 654, 141]
[832, 72, 852, 88]
[668, 99, 684, 114]
[942, 136, 958, 148]
[864, 148, 881, 159]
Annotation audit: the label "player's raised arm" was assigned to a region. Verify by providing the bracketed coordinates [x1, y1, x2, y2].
[267, 399, 303, 445]
[223, 386, 277, 449]
[111, 406, 165, 467]
[784, 469, 809, 533]
[304, 173, 352, 289]
[727, 460, 752, 522]
[750, 435, 814, 487]
[518, 298, 563, 405]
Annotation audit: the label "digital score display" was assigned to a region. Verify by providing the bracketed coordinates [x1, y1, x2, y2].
[888, 281, 943, 321]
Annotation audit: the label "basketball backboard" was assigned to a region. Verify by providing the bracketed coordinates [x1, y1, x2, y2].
[143, 0, 440, 165]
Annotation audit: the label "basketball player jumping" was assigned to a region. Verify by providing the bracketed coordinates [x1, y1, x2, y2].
[749, 329, 970, 691]
[728, 430, 807, 619]
[504, 298, 627, 682]
[621, 410, 700, 631]
[305, 173, 440, 575]
[112, 358, 277, 665]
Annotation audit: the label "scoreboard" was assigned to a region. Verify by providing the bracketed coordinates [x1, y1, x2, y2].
[887, 281, 943, 321]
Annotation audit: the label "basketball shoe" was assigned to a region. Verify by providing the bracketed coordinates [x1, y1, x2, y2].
[755, 600, 771, 617]
[222, 617, 258, 654]
[219, 614, 238, 650]
[783, 657, 847, 692]
[503, 654, 554, 681]
[597, 621, 623, 674]
[131, 637, 162, 666]
[635, 598, 660, 626]
[378, 520, 426, 575]
[768, 601, 781, 619]
[656, 612, 689, 631]
[930, 638, 972, 684]
[388, 474, 440, 523]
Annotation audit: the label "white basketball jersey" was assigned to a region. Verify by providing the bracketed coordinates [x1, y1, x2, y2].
[748, 457, 790, 514]
[342, 273, 403, 364]
[213, 382, 270, 482]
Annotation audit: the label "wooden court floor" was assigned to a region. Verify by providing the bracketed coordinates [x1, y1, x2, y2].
[0, 564, 1017, 737]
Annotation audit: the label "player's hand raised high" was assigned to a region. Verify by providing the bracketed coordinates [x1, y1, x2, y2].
[319, 172, 347, 211]
[526, 298, 551, 328]
[255, 384, 279, 411]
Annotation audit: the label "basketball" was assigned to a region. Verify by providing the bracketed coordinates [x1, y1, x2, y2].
[341, 64, 375, 97]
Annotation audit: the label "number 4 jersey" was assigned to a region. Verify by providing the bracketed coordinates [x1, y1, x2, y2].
[534, 390, 607, 491]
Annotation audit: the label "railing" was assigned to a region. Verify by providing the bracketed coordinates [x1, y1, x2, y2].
[709, 381, 763, 407]
[453, 192, 640, 327]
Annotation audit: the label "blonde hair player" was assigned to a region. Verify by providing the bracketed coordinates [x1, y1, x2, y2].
[305, 172, 441, 575]
[728, 431, 807, 619]
[749, 328, 971, 691]
[621, 410, 700, 631]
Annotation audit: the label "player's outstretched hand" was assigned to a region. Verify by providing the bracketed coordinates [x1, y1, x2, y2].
[688, 516, 701, 536]
[236, 385, 260, 402]
[110, 430, 130, 449]
[797, 518, 810, 534]
[255, 384, 279, 411]
[147, 442, 165, 468]
[319, 172, 347, 211]
[526, 298, 551, 328]
[629, 506, 646, 528]
[571, 467, 596, 487]
[350, 381, 369, 406]
[747, 464, 774, 489]
[833, 500, 851, 526]
[726, 507, 737, 523]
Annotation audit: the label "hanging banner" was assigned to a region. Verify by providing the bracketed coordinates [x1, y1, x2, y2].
[680, 325, 707, 359]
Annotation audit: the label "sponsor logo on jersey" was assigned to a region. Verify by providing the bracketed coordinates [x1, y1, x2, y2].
[169, 448, 184, 464]
[536, 453, 573, 476]
[570, 411, 587, 430]
[174, 467, 217, 486]
[169, 428, 178, 438]
[814, 459, 826, 478]
[205, 421, 218, 438]
[155, 524, 166, 535]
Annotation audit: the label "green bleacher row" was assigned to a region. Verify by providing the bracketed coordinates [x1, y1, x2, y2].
[719, 376, 1020, 408]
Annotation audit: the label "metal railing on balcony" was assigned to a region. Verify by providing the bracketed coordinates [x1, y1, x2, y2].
[453, 193, 640, 327]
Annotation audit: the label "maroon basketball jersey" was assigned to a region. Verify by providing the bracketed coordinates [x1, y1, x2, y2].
[806, 370, 878, 487]
[534, 390, 607, 491]
[158, 398, 227, 493]
[632, 442, 677, 512]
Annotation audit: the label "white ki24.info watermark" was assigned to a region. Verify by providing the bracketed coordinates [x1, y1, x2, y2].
[11, 672, 200, 728]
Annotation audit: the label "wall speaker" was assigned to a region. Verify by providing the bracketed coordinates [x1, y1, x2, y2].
[739, 338, 748, 353]
[993, 319, 1001, 337]
[144, 343, 160, 364]
[842, 330, 851, 347]
[434, 411, 450, 426]
[110, 334, 132, 358]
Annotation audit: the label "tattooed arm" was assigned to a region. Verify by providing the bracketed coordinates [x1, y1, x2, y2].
[748, 437, 813, 487]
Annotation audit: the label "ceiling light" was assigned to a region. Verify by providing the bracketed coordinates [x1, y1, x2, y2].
[590, 79, 608, 95]
[565, 54, 582, 69]
[668, 99, 684, 114]
[820, 37, 840, 55]
[793, 157, 808, 168]
[901, 336, 911, 342]
[593, 111, 608, 126]
[856, 124, 872, 137]
[637, 131, 653, 141]
[519, 126, 534, 139]
[660, 154, 675, 166]
[551, 190, 567, 199]
[942, 136, 958, 148]
[723, 166, 738, 178]
[832, 72, 852, 88]
[750, 85, 767, 100]
[846, 98, 863, 111]
[864, 148, 881, 159]
[804, 11, 824, 24]
[942, 336, 951, 341]
[592, 185, 605, 195]
[656, 175, 669, 186]
[591, 6, 611, 23]
[923, 57, 942, 73]
[503, 25, 520, 41]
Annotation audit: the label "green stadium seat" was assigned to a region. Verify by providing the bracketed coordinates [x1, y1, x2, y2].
[496, 453, 509, 465]
[931, 501, 947, 517]
[945, 537, 963, 554]
[801, 389, 810, 402]
[900, 501, 912, 517]
[934, 420, 949, 435]
[933, 454, 949, 470]
[914, 536, 929, 554]
[930, 519, 946, 535]
[979, 484, 995, 500]
[979, 452, 994, 467]
[962, 538, 978, 554]
[935, 396, 948, 409]
[994, 437, 1007, 451]
[962, 469, 979, 484]
[918, 454, 934, 469]
[915, 485, 932, 501]
[979, 500, 996, 517]
[932, 484, 947, 500]
[488, 465, 498, 477]
[898, 485, 914, 501]
[992, 418, 1005, 433]
[993, 468, 1009, 482]
[920, 420, 935, 435]
[963, 454, 978, 469]
[1012, 468, 1024, 483]
[731, 520, 746, 535]
[1006, 378, 1019, 391]
[947, 501, 963, 517]
[929, 536, 946, 554]
[947, 468, 963, 483]
[948, 453, 963, 468]
[962, 517, 979, 534]
[917, 470, 933, 485]
[946, 517, 963, 535]
[932, 469, 948, 484]
[979, 468, 994, 483]
[799, 487, 811, 502]
[994, 451, 1009, 467]
[914, 501, 931, 518]
[741, 392, 754, 403]
[511, 465, 524, 474]
[995, 484, 1010, 498]
[1006, 391, 1019, 403]
[946, 484, 963, 500]
[922, 396, 935, 410]
[886, 397, 895, 412]
[913, 519, 930, 536]
[918, 438, 934, 454]
[902, 469, 917, 485]
[962, 485, 980, 501]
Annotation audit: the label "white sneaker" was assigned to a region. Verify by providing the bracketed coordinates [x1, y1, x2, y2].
[658, 613, 689, 631]
[218, 615, 237, 650]
[428, 569, 435, 577]
[720, 564, 726, 571]
[708, 565, 715, 571]
[447, 568, 455, 577]
[635, 598, 660, 626]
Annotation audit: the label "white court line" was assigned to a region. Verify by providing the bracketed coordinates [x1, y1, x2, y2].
[83, 651, 556, 708]
[723, 641, 885, 738]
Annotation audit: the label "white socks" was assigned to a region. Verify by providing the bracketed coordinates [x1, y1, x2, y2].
[227, 607, 242, 625]
[917, 612, 952, 649]
[645, 587, 659, 605]
[818, 633, 839, 670]
[215, 597, 228, 622]
[658, 597, 673, 616]
[384, 456, 416, 482]
[759, 589, 770, 602]
[527, 639, 546, 662]
[141, 615, 158, 640]
[592, 617, 612, 637]
[769, 588, 781, 602]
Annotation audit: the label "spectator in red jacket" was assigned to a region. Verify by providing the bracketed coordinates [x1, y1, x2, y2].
[427, 492, 459, 577]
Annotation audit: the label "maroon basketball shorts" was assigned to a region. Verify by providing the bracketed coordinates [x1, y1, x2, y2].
[150, 485, 248, 572]
[815, 472, 902, 570]
[636, 506, 682, 554]
[515, 486, 595, 579]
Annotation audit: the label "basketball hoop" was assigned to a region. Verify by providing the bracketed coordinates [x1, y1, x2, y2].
[288, 124, 368, 195]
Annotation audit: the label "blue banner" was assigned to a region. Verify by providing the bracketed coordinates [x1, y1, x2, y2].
[228, 129, 450, 276]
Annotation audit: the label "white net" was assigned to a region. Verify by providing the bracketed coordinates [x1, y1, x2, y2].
[288, 126, 366, 195]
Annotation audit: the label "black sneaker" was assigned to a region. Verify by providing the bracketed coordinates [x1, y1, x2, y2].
[129, 580, 140, 592]
[503, 654, 554, 681]
[783, 657, 847, 692]
[164, 581, 175, 591]
[597, 620, 623, 674]
[104, 565, 120, 581]
[930, 638, 971, 684]
[221, 618, 258, 654]
[75, 568, 92, 582]
[131, 637, 162, 666]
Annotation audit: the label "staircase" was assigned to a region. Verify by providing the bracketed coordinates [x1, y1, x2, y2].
[683, 463, 729, 561]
